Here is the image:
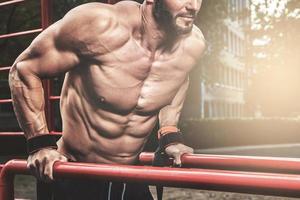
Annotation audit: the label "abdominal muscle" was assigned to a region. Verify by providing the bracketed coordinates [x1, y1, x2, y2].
[57, 76, 158, 165]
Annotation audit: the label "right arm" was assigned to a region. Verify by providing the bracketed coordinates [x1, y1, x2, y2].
[9, 3, 114, 181]
[8, 18, 80, 181]
[9, 23, 79, 138]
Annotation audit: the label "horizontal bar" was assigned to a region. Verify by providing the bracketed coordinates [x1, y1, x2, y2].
[0, 67, 11, 72]
[0, 132, 24, 136]
[49, 96, 60, 100]
[0, 28, 42, 40]
[0, 0, 25, 7]
[140, 152, 300, 173]
[0, 132, 61, 136]
[0, 99, 12, 103]
[0, 96, 60, 104]
[50, 131, 62, 134]
[2, 160, 300, 199]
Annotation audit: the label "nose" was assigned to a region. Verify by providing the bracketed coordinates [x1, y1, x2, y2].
[186, 0, 200, 12]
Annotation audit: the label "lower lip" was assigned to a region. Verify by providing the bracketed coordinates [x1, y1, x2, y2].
[181, 17, 194, 22]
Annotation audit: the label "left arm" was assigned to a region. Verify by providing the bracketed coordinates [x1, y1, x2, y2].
[158, 78, 193, 166]
[158, 27, 206, 166]
[159, 78, 189, 127]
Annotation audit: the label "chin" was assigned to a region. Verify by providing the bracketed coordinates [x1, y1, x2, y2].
[175, 25, 193, 35]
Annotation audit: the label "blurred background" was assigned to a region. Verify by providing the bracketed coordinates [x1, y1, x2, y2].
[0, 0, 300, 150]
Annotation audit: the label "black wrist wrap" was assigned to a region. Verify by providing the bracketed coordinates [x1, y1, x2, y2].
[159, 132, 184, 150]
[27, 134, 58, 154]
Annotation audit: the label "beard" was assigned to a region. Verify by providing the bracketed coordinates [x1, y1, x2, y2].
[153, 0, 194, 35]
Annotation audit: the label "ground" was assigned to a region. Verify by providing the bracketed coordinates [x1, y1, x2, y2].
[14, 175, 298, 200]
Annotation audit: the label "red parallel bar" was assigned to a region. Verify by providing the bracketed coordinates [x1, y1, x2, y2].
[0, 0, 25, 7]
[0, 99, 12, 103]
[2, 160, 300, 200]
[140, 153, 300, 173]
[0, 28, 42, 40]
[0, 67, 11, 72]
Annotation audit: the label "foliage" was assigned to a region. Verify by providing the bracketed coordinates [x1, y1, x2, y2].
[246, 0, 300, 117]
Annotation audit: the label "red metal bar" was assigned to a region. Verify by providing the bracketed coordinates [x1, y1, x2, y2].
[140, 152, 300, 173]
[0, 0, 25, 7]
[49, 95, 60, 100]
[0, 132, 61, 136]
[0, 67, 11, 72]
[0, 29, 42, 40]
[0, 160, 31, 200]
[2, 160, 300, 200]
[0, 99, 12, 103]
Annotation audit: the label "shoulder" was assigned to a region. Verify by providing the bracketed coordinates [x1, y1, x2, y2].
[183, 25, 206, 60]
[54, 2, 136, 53]
[58, 1, 140, 34]
[114, 1, 141, 28]
[57, 3, 117, 37]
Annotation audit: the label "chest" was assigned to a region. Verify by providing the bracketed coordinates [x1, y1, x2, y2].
[78, 39, 195, 114]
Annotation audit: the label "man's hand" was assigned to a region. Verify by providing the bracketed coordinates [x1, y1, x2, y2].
[27, 148, 67, 182]
[165, 143, 193, 166]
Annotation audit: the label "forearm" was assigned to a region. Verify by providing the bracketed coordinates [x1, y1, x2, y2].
[158, 105, 182, 128]
[9, 63, 49, 138]
[159, 78, 189, 128]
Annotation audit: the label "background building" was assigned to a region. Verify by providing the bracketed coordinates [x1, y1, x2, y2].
[198, 0, 250, 118]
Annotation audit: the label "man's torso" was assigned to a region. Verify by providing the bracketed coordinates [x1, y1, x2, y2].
[57, 2, 202, 164]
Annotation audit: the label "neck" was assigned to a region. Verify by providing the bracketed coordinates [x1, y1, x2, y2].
[139, 2, 178, 54]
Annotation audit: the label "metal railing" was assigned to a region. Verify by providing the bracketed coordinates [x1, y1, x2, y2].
[2, 154, 300, 199]
[0, 0, 56, 132]
[140, 152, 300, 173]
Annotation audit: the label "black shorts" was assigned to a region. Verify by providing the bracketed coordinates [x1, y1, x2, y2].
[38, 179, 154, 200]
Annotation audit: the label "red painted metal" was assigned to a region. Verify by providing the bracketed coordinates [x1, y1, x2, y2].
[0, 132, 61, 136]
[140, 152, 300, 173]
[0, 0, 55, 132]
[0, 99, 12, 103]
[0, 67, 11, 72]
[2, 160, 300, 200]
[0, 29, 42, 40]
[49, 95, 60, 100]
[0, 132, 24, 136]
[0, 0, 25, 7]
[0, 160, 31, 200]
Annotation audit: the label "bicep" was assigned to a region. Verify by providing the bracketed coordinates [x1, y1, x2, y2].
[15, 22, 79, 79]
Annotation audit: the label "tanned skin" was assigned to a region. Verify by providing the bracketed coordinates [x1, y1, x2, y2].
[9, 0, 205, 182]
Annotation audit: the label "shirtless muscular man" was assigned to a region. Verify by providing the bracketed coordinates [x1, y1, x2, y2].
[9, 0, 205, 199]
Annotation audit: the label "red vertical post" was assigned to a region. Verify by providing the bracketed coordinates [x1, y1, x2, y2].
[40, 0, 54, 132]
